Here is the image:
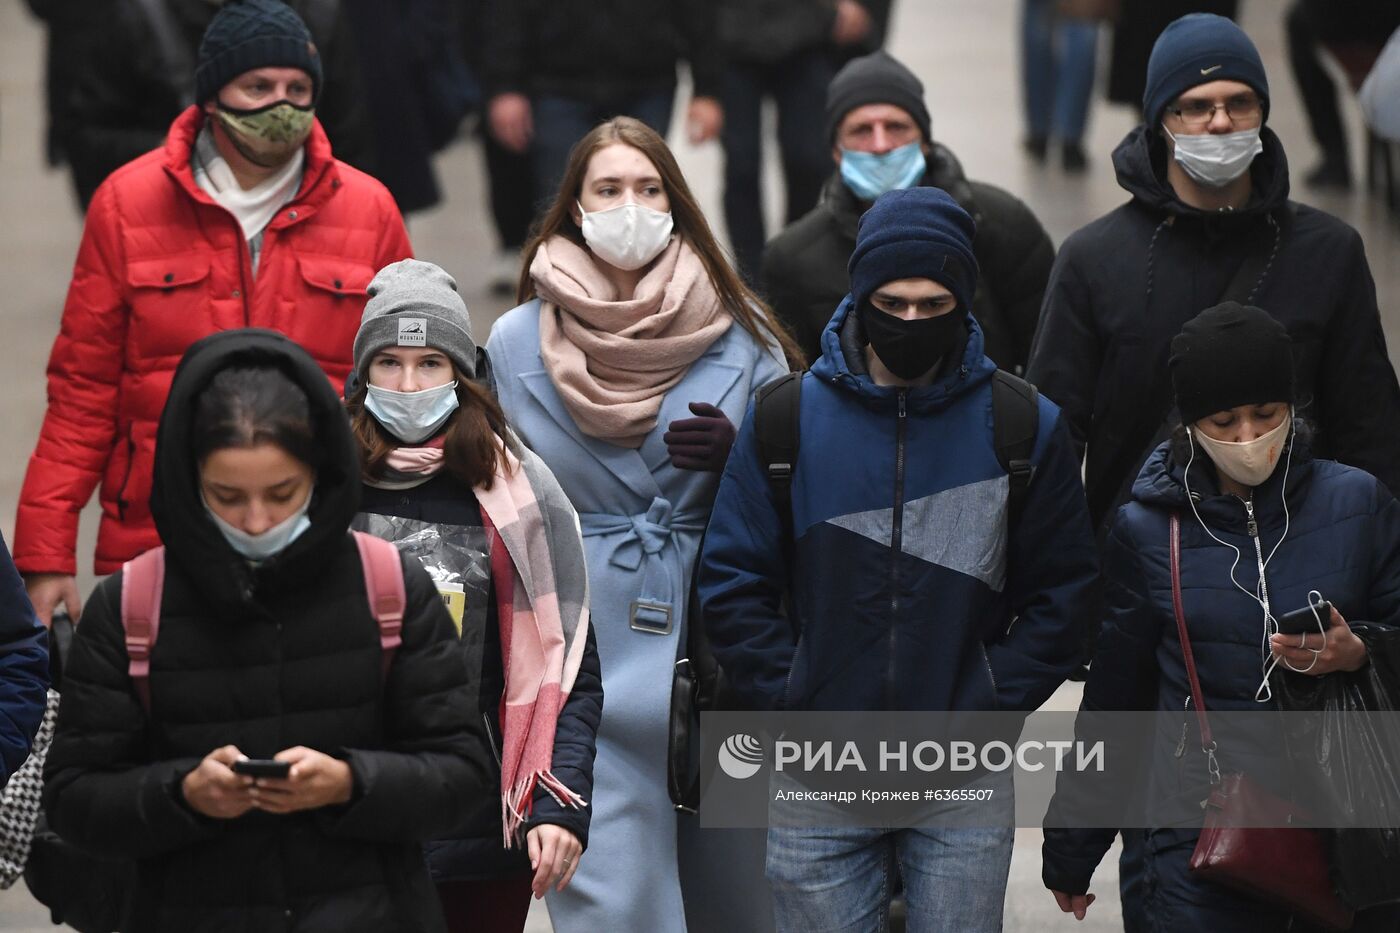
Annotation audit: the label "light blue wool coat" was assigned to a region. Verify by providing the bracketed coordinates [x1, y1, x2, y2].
[486, 299, 786, 933]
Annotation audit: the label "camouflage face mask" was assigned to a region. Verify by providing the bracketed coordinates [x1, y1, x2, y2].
[214, 100, 315, 168]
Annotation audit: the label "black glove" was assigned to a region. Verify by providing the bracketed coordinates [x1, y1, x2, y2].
[664, 402, 736, 472]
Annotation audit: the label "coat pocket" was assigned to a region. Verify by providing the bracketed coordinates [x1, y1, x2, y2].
[280, 256, 376, 369]
[125, 256, 214, 359]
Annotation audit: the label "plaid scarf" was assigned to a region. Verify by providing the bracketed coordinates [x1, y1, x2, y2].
[475, 440, 592, 846]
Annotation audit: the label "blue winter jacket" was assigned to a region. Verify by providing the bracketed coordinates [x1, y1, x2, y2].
[1041, 440, 1400, 895]
[698, 299, 1098, 712]
[0, 530, 49, 784]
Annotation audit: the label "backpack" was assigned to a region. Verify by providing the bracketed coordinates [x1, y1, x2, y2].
[122, 531, 406, 710]
[21, 532, 406, 932]
[667, 369, 1041, 810]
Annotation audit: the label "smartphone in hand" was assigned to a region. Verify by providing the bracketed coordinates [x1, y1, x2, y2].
[231, 758, 291, 779]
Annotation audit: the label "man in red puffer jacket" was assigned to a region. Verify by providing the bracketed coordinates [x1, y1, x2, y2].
[15, 0, 412, 624]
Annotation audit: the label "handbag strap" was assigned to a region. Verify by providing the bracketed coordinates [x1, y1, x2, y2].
[1170, 513, 1222, 781]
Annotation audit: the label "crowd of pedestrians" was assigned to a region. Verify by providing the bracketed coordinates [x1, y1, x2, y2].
[2, 2, 1400, 932]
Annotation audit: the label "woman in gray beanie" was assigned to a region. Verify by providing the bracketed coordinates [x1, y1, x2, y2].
[346, 259, 603, 933]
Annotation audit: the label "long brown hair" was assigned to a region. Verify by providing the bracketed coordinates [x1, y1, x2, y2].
[347, 371, 512, 490]
[517, 116, 806, 370]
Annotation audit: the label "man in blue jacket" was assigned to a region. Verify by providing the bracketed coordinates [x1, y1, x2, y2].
[0, 531, 49, 787]
[699, 186, 1098, 931]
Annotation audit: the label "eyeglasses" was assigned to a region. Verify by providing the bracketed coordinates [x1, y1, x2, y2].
[1165, 94, 1262, 126]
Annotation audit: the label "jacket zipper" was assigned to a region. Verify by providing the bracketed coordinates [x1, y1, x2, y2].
[1242, 496, 1271, 618]
[780, 632, 806, 710]
[980, 643, 999, 710]
[116, 429, 136, 522]
[887, 390, 908, 709]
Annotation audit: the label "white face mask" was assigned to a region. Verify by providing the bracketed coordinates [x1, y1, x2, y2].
[364, 381, 459, 444]
[205, 490, 313, 562]
[1191, 409, 1292, 488]
[577, 200, 674, 271]
[1163, 125, 1263, 188]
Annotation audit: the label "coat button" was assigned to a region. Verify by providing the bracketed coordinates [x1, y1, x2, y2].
[333, 279, 342, 289]
[231, 289, 241, 298]
[163, 273, 174, 283]
[287, 210, 298, 220]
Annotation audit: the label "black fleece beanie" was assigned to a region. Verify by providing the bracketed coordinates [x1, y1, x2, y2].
[825, 51, 932, 144]
[1170, 302, 1294, 424]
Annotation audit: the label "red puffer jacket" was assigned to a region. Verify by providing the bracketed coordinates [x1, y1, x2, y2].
[14, 107, 413, 577]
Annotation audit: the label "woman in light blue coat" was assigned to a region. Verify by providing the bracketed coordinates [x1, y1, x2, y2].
[486, 116, 802, 933]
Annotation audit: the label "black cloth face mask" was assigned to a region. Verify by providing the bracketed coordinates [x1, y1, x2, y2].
[862, 304, 967, 381]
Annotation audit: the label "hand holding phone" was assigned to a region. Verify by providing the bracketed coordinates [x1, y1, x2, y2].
[232, 758, 292, 779]
[1276, 600, 1333, 637]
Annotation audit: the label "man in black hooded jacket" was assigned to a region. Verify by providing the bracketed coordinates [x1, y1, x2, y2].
[1027, 12, 1400, 538]
[762, 51, 1054, 374]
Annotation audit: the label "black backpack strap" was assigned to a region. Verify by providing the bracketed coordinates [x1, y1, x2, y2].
[992, 371, 1039, 528]
[753, 372, 803, 542]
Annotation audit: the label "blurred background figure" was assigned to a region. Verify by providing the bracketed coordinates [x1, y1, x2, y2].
[340, 0, 476, 214]
[1106, 0, 1238, 117]
[1285, 0, 1400, 191]
[32, 0, 373, 210]
[482, 0, 725, 199]
[717, 0, 889, 282]
[1021, 0, 1102, 171]
[461, 0, 537, 295]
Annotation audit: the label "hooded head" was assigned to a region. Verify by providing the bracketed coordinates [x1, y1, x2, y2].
[151, 329, 359, 595]
[1143, 13, 1268, 129]
[195, 0, 322, 105]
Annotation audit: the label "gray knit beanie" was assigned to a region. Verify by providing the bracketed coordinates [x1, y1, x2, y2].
[348, 259, 476, 397]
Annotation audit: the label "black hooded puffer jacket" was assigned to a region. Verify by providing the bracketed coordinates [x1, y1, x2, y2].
[43, 329, 491, 933]
[1027, 125, 1400, 536]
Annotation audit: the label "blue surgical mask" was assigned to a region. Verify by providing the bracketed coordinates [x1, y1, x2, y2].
[205, 491, 313, 562]
[839, 142, 927, 201]
[364, 381, 459, 444]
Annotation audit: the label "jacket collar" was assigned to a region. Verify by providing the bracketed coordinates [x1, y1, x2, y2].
[1131, 435, 1314, 534]
[810, 296, 996, 414]
[820, 141, 982, 240]
[161, 106, 341, 227]
[1111, 123, 1291, 223]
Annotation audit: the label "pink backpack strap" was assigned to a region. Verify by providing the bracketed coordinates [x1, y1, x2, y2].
[120, 547, 166, 713]
[352, 531, 405, 679]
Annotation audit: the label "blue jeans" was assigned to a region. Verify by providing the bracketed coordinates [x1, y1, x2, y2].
[720, 48, 834, 282]
[530, 91, 675, 205]
[1020, 0, 1098, 143]
[765, 824, 1014, 933]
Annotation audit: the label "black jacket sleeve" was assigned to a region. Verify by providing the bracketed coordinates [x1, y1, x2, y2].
[1025, 235, 1101, 461]
[43, 577, 218, 860]
[976, 185, 1055, 375]
[481, 0, 528, 98]
[525, 624, 602, 848]
[320, 557, 494, 841]
[1314, 230, 1400, 496]
[1041, 513, 1162, 896]
[678, 0, 723, 99]
[0, 532, 49, 784]
[297, 0, 377, 174]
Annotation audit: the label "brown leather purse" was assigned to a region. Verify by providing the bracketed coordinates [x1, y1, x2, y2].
[1169, 513, 1354, 931]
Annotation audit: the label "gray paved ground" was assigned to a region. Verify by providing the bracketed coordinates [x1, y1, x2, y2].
[1, 0, 1397, 929]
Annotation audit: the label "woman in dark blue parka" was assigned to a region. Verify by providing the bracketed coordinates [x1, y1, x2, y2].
[1042, 303, 1400, 931]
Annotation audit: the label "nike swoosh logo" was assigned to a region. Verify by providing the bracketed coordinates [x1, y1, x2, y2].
[1200, 65, 1223, 75]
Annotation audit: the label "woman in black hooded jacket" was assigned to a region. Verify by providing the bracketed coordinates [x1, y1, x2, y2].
[42, 328, 491, 933]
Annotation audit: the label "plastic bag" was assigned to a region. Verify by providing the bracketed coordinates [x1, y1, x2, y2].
[1277, 623, 1400, 909]
[351, 513, 491, 637]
